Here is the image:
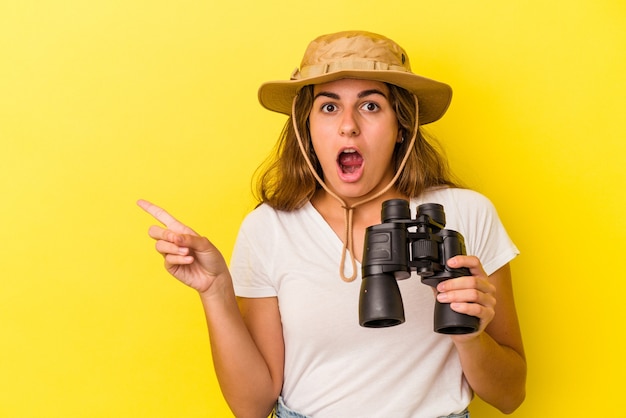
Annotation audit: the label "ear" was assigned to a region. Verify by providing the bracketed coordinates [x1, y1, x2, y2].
[396, 130, 404, 144]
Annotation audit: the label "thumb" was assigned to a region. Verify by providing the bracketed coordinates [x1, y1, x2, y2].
[174, 232, 215, 253]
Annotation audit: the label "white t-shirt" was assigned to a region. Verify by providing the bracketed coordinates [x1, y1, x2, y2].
[231, 188, 519, 417]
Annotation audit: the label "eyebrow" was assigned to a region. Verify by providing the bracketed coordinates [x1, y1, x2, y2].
[313, 89, 388, 101]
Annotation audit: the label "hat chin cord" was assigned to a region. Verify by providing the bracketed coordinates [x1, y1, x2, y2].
[291, 94, 419, 282]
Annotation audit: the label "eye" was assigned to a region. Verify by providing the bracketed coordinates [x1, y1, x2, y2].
[321, 103, 338, 113]
[361, 102, 380, 112]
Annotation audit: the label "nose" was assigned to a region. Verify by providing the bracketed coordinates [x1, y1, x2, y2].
[339, 109, 360, 137]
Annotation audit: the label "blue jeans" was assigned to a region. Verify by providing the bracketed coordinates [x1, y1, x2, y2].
[273, 396, 309, 418]
[273, 396, 470, 418]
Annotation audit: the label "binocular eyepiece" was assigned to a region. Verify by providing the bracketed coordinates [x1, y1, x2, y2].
[358, 199, 479, 334]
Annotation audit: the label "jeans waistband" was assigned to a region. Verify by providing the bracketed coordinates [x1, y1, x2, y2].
[438, 409, 470, 418]
[273, 396, 310, 418]
[273, 397, 469, 418]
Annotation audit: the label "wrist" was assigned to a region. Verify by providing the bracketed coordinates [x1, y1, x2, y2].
[451, 328, 487, 347]
[198, 271, 235, 302]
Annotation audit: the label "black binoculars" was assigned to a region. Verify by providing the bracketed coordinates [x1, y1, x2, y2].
[359, 199, 479, 334]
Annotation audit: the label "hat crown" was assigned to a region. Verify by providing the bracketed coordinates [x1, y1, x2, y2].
[258, 30, 452, 124]
[297, 31, 411, 79]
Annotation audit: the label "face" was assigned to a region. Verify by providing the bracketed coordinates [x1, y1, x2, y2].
[309, 78, 401, 203]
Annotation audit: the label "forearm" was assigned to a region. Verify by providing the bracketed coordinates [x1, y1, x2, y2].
[200, 276, 279, 418]
[454, 332, 526, 414]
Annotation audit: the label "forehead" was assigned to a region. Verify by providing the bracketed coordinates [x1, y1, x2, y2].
[312, 78, 390, 96]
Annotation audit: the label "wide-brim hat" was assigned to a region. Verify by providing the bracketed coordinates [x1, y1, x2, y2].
[258, 30, 453, 125]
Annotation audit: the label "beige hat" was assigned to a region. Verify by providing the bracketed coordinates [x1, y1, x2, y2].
[258, 30, 452, 125]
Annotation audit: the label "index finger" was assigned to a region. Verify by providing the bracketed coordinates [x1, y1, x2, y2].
[137, 199, 196, 234]
[447, 255, 486, 277]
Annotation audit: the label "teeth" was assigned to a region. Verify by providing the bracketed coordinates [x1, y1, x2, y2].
[343, 148, 356, 153]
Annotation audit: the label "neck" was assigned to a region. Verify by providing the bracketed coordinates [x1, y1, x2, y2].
[312, 186, 407, 220]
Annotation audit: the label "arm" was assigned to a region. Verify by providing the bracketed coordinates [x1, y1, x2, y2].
[437, 258, 526, 414]
[202, 287, 284, 418]
[137, 200, 284, 418]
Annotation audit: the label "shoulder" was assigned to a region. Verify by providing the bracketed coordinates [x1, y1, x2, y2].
[241, 203, 278, 224]
[243, 202, 311, 220]
[239, 202, 312, 235]
[413, 187, 503, 235]
[417, 187, 496, 213]
[420, 186, 491, 203]
[239, 203, 280, 235]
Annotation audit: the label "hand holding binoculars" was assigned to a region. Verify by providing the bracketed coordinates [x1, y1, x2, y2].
[359, 199, 479, 334]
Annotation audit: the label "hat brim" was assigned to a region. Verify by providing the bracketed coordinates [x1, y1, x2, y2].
[258, 69, 452, 125]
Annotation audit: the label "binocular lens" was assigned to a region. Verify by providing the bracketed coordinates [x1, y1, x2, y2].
[434, 301, 479, 334]
[381, 199, 411, 222]
[359, 274, 405, 327]
[416, 203, 446, 227]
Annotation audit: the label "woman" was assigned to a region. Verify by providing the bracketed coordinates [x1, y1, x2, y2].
[138, 30, 526, 418]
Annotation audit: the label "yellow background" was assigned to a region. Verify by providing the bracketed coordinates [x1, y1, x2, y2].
[1, 0, 624, 416]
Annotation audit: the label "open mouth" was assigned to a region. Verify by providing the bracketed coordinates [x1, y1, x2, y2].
[337, 148, 364, 174]
[337, 148, 364, 177]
